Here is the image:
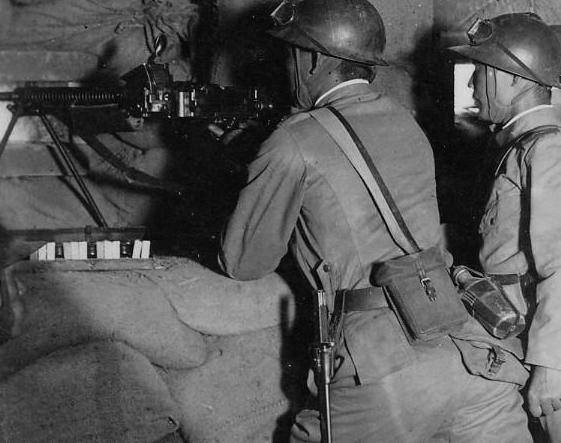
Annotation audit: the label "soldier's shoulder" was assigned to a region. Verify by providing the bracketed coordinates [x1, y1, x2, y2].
[527, 121, 561, 144]
[521, 122, 561, 162]
[260, 112, 312, 152]
[277, 111, 315, 131]
[259, 111, 317, 159]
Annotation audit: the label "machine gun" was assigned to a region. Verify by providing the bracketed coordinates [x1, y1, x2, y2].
[0, 37, 283, 228]
[0, 58, 280, 135]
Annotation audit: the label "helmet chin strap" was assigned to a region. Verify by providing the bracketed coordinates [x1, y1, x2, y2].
[292, 47, 343, 110]
[486, 66, 512, 124]
[292, 47, 314, 110]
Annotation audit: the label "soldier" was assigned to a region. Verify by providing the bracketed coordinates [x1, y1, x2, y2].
[220, 1, 532, 441]
[448, 12, 561, 441]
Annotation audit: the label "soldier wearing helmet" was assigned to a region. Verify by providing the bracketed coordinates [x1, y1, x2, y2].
[220, 1, 531, 441]
[449, 12, 561, 440]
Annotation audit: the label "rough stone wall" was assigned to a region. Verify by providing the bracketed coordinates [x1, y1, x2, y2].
[435, 0, 561, 30]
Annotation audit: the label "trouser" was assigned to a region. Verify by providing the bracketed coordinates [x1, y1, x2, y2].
[290, 308, 531, 442]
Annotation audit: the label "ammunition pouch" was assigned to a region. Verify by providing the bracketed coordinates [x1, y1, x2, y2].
[373, 246, 468, 343]
[335, 287, 386, 312]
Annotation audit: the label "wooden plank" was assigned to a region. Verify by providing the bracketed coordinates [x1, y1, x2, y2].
[7, 226, 146, 243]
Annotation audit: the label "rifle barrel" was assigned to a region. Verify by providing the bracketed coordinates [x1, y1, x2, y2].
[319, 382, 332, 443]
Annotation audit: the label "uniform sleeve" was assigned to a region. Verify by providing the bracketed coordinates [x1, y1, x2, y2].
[218, 125, 306, 281]
[524, 134, 561, 370]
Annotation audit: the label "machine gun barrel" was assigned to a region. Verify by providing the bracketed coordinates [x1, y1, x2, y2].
[0, 87, 125, 108]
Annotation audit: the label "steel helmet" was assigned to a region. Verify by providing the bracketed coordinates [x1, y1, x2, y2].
[448, 13, 561, 88]
[267, 0, 387, 66]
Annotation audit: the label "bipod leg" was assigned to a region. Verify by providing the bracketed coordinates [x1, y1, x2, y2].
[0, 102, 24, 160]
[39, 111, 109, 228]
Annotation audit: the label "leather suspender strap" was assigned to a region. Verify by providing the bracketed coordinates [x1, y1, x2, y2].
[494, 124, 561, 176]
[309, 106, 420, 254]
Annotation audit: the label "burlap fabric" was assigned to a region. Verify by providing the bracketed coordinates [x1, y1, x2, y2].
[140, 257, 297, 336]
[0, 259, 208, 378]
[1, 0, 198, 79]
[0, 340, 181, 442]
[159, 325, 306, 442]
[0, 257, 302, 441]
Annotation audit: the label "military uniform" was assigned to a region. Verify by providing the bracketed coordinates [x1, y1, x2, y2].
[220, 83, 531, 441]
[480, 105, 561, 439]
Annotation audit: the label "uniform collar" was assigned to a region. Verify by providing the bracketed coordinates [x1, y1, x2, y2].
[496, 104, 561, 146]
[502, 105, 554, 129]
[314, 79, 370, 107]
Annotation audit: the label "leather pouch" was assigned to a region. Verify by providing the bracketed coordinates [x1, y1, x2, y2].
[374, 246, 468, 343]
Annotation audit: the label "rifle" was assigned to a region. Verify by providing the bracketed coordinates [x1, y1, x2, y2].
[311, 289, 335, 443]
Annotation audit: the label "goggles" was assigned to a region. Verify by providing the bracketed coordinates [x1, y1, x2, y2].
[270, 0, 296, 26]
[467, 18, 493, 46]
[269, 0, 331, 56]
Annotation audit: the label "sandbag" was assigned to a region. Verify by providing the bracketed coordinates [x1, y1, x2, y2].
[159, 325, 305, 443]
[2, 0, 198, 79]
[0, 0, 11, 41]
[0, 340, 181, 443]
[140, 257, 297, 335]
[2, 256, 297, 336]
[0, 259, 207, 378]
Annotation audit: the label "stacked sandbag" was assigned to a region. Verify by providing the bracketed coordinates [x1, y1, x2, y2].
[140, 257, 297, 335]
[0, 340, 181, 442]
[0, 0, 11, 41]
[2, 0, 198, 80]
[0, 259, 207, 379]
[0, 257, 303, 441]
[159, 325, 307, 443]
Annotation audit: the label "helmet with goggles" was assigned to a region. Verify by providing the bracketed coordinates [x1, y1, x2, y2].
[448, 13, 561, 88]
[267, 0, 387, 66]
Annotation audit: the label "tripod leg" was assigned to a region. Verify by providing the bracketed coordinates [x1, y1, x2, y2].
[39, 111, 109, 228]
[0, 102, 24, 160]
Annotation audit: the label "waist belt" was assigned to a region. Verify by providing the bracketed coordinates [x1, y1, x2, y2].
[335, 286, 387, 312]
